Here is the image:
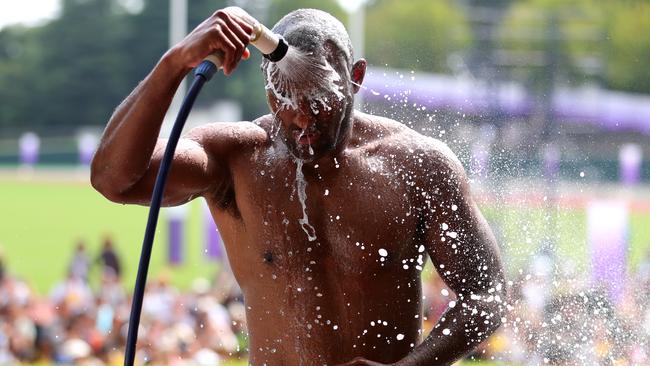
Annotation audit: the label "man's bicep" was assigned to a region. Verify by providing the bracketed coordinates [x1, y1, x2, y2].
[118, 136, 222, 206]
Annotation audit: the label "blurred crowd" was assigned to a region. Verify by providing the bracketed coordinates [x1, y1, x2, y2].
[4, 238, 650, 365]
[0, 238, 248, 365]
[423, 253, 650, 366]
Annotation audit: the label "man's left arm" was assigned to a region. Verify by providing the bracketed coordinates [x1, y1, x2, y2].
[398, 148, 507, 366]
[337, 145, 507, 366]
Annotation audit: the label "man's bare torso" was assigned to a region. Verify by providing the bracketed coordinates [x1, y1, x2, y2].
[90, 8, 506, 363]
[207, 113, 443, 365]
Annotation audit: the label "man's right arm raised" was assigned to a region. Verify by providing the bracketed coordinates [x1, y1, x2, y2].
[90, 8, 254, 207]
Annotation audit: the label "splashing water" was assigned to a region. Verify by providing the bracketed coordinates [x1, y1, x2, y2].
[294, 159, 317, 241]
[351, 80, 381, 96]
[359, 65, 650, 365]
[265, 47, 345, 112]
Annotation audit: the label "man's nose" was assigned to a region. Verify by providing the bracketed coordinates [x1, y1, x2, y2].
[292, 113, 311, 130]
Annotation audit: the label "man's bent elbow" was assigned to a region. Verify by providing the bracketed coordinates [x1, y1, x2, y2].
[90, 161, 133, 204]
[91, 172, 124, 203]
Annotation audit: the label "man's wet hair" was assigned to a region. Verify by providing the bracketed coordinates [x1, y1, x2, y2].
[262, 9, 353, 71]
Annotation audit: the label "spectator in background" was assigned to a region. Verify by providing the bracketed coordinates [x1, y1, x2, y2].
[96, 236, 121, 279]
[50, 270, 94, 318]
[68, 241, 90, 283]
[97, 269, 126, 309]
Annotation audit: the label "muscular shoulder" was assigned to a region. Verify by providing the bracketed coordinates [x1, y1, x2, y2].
[356, 112, 464, 177]
[184, 117, 270, 156]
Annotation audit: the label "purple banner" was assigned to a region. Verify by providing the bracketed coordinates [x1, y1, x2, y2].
[361, 67, 650, 136]
[619, 144, 642, 185]
[19, 132, 40, 166]
[543, 144, 561, 180]
[78, 133, 98, 166]
[204, 203, 224, 261]
[588, 200, 628, 304]
[168, 218, 183, 265]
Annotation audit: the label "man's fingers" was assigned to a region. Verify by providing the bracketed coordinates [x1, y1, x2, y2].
[233, 16, 254, 38]
[214, 23, 244, 74]
[242, 48, 251, 60]
[224, 13, 252, 47]
[210, 23, 236, 74]
[214, 10, 249, 74]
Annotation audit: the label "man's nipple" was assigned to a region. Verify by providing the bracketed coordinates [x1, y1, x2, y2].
[263, 251, 274, 264]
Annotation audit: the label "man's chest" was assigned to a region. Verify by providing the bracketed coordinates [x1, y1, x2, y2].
[228, 152, 424, 276]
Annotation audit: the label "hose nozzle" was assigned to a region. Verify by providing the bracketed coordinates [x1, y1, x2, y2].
[199, 7, 288, 80]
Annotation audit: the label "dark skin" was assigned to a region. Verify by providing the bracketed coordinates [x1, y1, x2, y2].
[91, 7, 506, 366]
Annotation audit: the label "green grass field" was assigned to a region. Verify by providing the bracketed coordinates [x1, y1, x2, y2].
[0, 173, 224, 294]
[2, 172, 650, 294]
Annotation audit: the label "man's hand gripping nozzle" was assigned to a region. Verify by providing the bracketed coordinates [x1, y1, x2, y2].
[195, 7, 289, 81]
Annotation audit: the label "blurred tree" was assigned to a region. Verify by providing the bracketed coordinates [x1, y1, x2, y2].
[0, 27, 42, 130]
[266, 0, 346, 25]
[0, 0, 647, 134]
[34, 0, 134, 129]
[364, 0, 472, 72]
[463, 0, 513, 79]
[606, 1, 650, 93]
[499, 0, 650, 94]
[497, 0, 606, 89]
[123, 0, 169, 85]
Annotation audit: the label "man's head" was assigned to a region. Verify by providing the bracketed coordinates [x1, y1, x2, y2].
[262, 9, 366, 161]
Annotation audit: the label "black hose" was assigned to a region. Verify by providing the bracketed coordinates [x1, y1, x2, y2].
[124, 61, 218, 366]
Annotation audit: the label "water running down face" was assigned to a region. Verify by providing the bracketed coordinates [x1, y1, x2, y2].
[262, 9, 359, 162]
[266, 53, 354, 161]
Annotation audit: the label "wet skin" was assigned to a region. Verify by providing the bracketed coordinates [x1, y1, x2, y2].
[91, 7, 505, 366]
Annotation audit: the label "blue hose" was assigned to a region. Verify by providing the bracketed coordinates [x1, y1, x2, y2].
[124, 60, 218, 366]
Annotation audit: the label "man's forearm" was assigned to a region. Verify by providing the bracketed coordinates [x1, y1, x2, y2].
[91, 48, 190, 192]
[398, 296, 505, 366]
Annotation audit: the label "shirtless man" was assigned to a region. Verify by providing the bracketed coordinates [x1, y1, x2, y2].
[91, 7, 506, 366]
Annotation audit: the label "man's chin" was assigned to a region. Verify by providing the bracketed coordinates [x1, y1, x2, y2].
[290, 149, 318, 162]
[290, 144, 331, 163]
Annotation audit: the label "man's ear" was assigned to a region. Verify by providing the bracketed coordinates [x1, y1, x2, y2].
[351, 59, 367, 94]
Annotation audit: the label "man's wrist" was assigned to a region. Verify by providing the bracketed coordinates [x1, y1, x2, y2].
[160, 46, 193, 76]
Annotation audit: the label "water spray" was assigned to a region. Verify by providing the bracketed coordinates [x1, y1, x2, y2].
[124, 8, 288, 366]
